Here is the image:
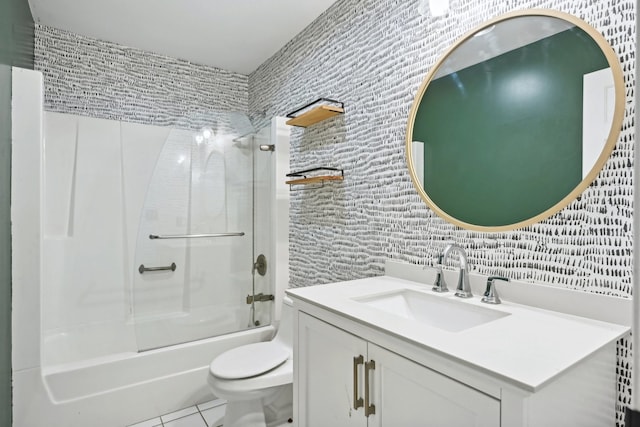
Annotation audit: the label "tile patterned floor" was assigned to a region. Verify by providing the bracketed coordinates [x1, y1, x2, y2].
[127, 399, 226, 427]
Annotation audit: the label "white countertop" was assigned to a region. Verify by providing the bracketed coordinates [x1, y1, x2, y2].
[286, 275, 629, 392]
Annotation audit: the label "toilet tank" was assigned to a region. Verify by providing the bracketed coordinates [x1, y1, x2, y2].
[272, 296, 293, 349]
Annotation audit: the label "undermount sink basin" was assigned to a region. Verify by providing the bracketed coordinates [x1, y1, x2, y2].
[354, 289, 510, 332]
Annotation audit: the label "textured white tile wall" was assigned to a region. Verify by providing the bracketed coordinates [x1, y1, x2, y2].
[247, 0, 635, 425]
[249, 0, 634, 294]
[34, 25, 249, 127]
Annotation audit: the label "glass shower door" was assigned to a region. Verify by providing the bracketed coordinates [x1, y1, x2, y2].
[132, 113, 269, 351]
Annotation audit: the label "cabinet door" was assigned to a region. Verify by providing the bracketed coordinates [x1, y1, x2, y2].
[368, 344, 500, 427]
[298, 313, 368, 427]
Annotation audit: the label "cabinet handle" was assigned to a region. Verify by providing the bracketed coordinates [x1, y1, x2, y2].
[364, 360, 376, 417]
[353, 355, 364, 409]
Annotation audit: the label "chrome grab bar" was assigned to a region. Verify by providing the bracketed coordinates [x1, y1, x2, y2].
[138, 262, 177, 274]
[149, 232, 245, 240]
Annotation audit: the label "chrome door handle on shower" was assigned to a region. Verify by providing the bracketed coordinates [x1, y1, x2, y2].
[149, 232, 245, 239]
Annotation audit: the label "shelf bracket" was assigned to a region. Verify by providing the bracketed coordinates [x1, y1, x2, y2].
[285, 98, 345, 127]
[285, 167, 344, 190]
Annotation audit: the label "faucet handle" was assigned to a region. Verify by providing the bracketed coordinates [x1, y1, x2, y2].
[432, 256, 449, 293]
[423, 254, 442, 269]
[481, 276, 510, 304]
[425, 255, 448, 292]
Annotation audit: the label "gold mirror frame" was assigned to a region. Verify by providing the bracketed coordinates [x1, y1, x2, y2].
[406, 9, 625, 232]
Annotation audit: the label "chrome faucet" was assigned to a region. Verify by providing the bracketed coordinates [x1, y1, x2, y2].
[441, 244, 472, 298]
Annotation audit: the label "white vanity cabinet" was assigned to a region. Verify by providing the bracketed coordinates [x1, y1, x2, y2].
[288, 273, 628, 427]
[297, 312, 500, 427]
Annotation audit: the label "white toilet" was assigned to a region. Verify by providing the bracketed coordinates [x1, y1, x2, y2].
[208, 297, 294, 427]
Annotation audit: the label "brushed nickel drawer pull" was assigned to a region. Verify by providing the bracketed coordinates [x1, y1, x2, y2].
[364, 360, 376, 417]
[353, 355, 364, 410]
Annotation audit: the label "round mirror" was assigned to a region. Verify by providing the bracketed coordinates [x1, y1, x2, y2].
[406, 10, 624, 231]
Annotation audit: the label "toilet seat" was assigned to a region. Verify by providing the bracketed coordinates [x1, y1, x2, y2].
[210, 342, 289, 380]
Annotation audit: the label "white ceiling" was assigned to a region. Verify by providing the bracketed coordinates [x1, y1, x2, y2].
[28, 0, 338, 75]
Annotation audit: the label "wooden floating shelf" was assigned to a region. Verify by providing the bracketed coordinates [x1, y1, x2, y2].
[285, 175, 344, 186]
[286, 105, 344, 127]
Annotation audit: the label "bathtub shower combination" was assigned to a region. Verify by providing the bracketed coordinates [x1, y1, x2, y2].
[12, 74, 291, 427]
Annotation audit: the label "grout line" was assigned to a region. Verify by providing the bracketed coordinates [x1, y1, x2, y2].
[210, 400, 226, 409]
[197, 402, 226, 427]
[198, 410, 208, 427]
[161, 406, 200, 424]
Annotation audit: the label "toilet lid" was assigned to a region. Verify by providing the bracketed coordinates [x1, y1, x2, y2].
[210, 342, 289, 380]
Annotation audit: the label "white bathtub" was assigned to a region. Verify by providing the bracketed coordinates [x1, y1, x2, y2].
[13, 326, 274, 427]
